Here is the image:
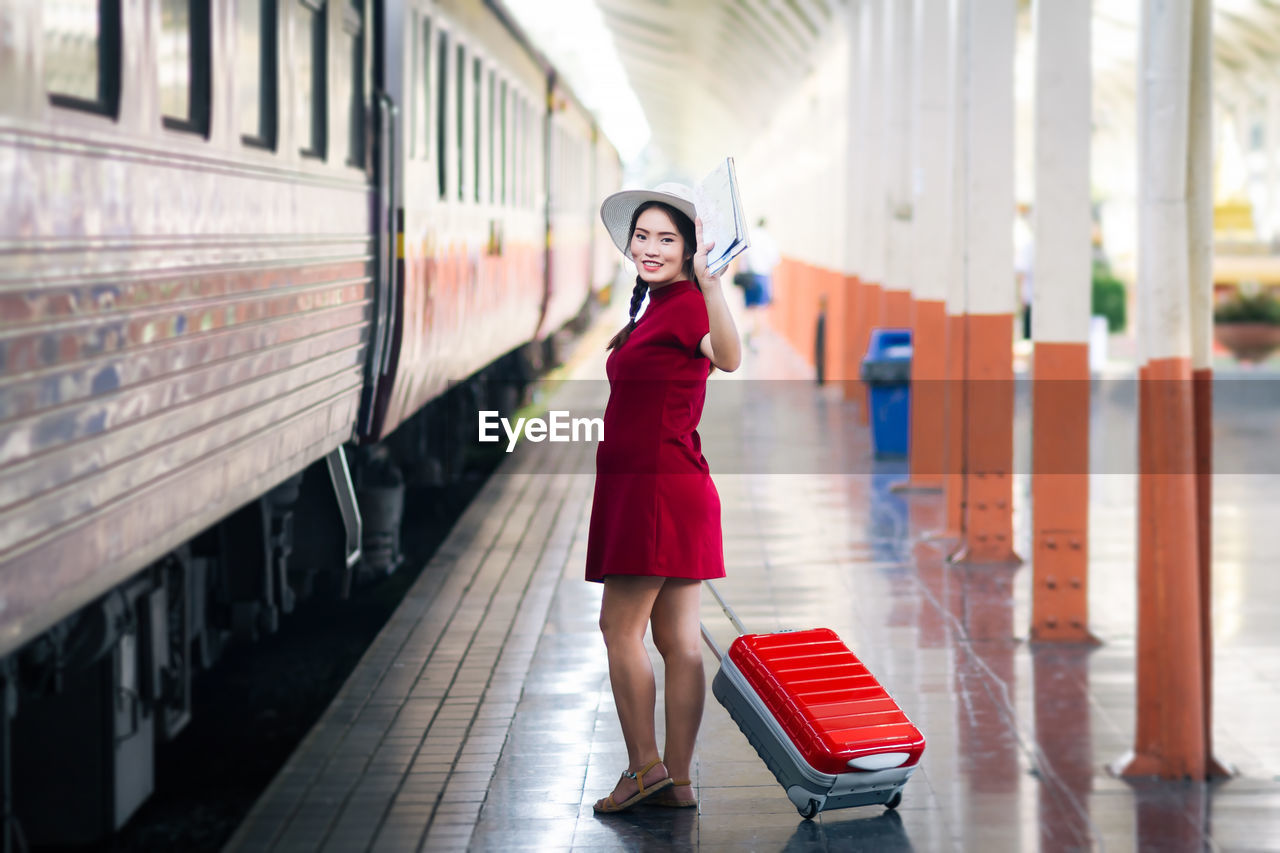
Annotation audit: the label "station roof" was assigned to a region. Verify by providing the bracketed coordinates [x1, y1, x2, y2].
[596, 0, 1280, 171]
[1093, 0, 1280, 115]
[594, 0, 837, 169]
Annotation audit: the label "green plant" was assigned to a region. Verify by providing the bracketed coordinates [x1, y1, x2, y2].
[1091, 263, 1127, 333]
[1214, 289, 1280, 324]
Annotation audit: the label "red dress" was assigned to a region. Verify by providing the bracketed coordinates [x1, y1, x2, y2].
[585, 280, 725, 583]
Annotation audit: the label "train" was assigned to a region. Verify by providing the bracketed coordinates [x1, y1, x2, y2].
[0, 0, 620, 844]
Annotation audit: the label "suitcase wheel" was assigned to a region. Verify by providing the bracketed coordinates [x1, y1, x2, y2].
[798, 799, 820, 820]
[885, 790, 902, 810]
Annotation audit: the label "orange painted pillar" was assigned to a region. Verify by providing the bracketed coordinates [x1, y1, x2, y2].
[785, 260, 800, 357]
[788, 260, 801, 354]
[1030, 344, 1091, 641]
[1187, 0, 1227, 778]
[904, 0, 951, 493]
[856, 280, 882, 424]
[936, 0, 969, 538]
[807, 264, 821, 361]
[1029, 0, 1092, 642]
[941, 311, 966, 537]
[881, 0, 913, 334]
[780, 258, 797, 353]
[826, 269, 848, 381]
[882, 290, 912, 328]
[949, 0, 1017, 564]
[852, 0, 885, 425]
[952, 313, 1017, 563]
[843, 276, 864, 399]
[907, 300, 946, 489]
[841, 0, 870, 407]
[788, 258, 798, 350]
[1121, 0, 1215, 781]
[1191, 365, 1226, 777]
[1128, 364, 1159, 770]
[1124, 358, 1205, 780]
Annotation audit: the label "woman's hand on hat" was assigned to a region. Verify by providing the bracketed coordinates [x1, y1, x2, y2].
[693, 217, 719, 287]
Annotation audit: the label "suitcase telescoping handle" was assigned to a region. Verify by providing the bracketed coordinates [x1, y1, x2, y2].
[700, 580, 748, 662]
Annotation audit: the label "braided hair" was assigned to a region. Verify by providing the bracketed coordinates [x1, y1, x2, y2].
[606, 201, 697, 351]
[606, 276, 649, 351]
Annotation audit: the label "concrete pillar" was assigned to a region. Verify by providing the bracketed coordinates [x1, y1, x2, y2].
[1121, 0, 1208, 781]
[844, 0, 869, 403]
[881, 0, 915, 328]
[941, 0, 969, 538]
[1029, 0, 1094, 642]
[1266, 92, 1280, 243]
[1188, 0, 1227, 780]
[906, 0, 950, 492]
[951, 0, 1018, 565]
[853, 0, 887, 422]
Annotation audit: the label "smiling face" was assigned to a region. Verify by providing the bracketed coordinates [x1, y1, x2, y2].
[630, 206, 691, 287]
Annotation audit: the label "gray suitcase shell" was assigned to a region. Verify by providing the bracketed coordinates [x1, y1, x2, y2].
[712, 654, 917, 818]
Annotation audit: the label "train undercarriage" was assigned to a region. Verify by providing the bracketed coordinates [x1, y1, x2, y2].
[0, 342, 551, 848]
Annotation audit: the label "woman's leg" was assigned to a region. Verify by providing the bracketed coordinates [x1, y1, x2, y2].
[649, 578, 705, 800]
[597, 576, 668, 805]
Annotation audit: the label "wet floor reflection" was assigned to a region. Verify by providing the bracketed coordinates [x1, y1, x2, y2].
[1031, 646, 1096, 851]
[948, 559, 1023, 852]
[578, 805, 699, 850]
[785, 810, 913, 852]
[1130, 780, 1211, 852]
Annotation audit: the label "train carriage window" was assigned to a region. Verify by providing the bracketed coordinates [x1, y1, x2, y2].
[456, 41, 465, 201]
[499, 79, 507, 206]
[488, 70, 496, 205]
[522, 97, 530, 210]
[527, 98, 535, 210]
[408, 13, 418, 157]
[297, 0, 327, 158]
[526, 97, 533, 210]
[532, 101, 540, 210]
[514, 95, 523, 209]
[526, 100, 535, 210]
[160, 0, 211, 134]
[343, 1, 365, 167]
[422, 18, 433, 162]
[238, 0, 277, 148]
[44, 0, 121, 116]
[414, 16, 433, 161]
[504, 92, 514, 208]
[437, 29, 448, 198]
[517, 97, 525, 209]
[473, 57, 482, 203]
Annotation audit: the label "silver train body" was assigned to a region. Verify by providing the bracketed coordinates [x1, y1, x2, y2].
[0, 0, 620, 842]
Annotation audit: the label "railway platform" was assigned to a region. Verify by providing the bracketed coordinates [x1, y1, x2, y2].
[223, 312, 1280, 852]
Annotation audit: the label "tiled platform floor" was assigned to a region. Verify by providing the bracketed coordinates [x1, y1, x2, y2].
[224, 317, 1280, 852]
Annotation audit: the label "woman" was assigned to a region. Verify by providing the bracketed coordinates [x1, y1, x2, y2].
[586, 183, 741, 814]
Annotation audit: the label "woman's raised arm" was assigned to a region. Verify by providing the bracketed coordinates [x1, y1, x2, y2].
[693, 217, 742, 372]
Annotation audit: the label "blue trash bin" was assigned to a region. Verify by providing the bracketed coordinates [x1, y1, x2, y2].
[860, 329, 912, 459]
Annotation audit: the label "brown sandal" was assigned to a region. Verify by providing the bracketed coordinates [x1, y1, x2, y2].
[592, 758, 673, 814]
[649, 778, 697, 808]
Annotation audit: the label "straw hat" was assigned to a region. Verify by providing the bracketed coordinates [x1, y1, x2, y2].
[599, 182, 699, 257]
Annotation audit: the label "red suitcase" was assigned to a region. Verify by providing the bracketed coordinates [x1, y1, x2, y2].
[703, 585, 926, 818]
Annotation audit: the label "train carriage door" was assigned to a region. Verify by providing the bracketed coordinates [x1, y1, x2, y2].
[588, 124, 599, 301]
[359, 0, 404, 438]
[539, 70, 556, 339]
